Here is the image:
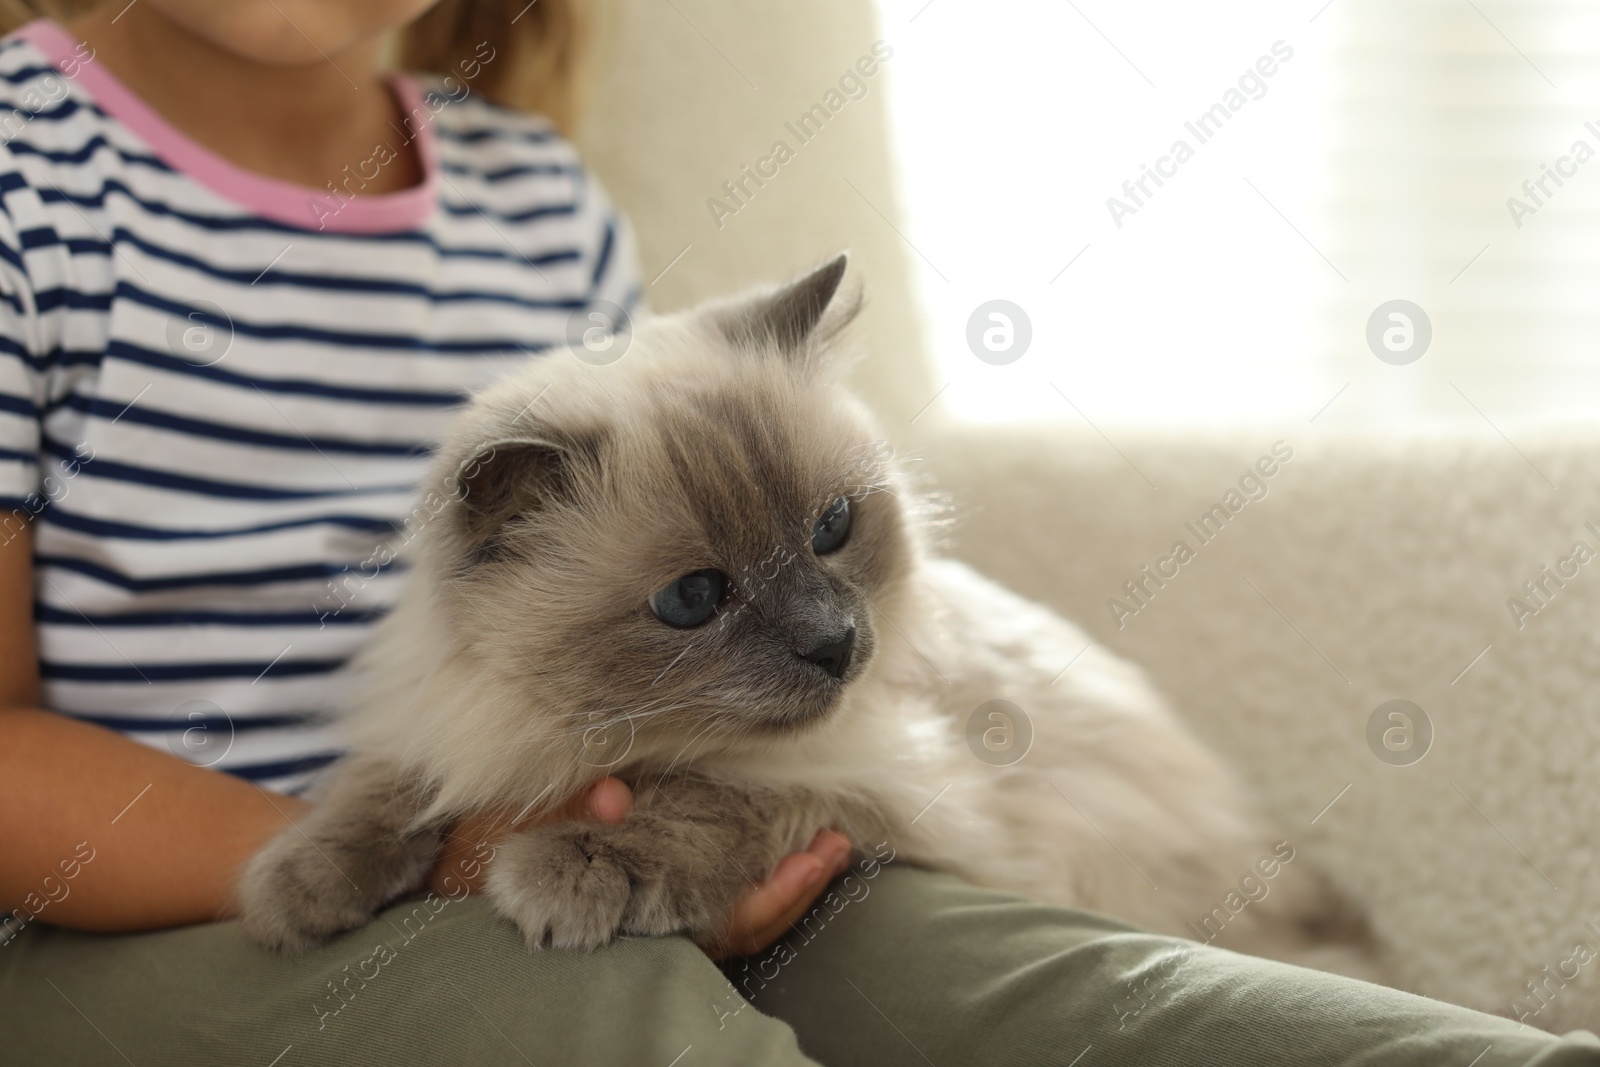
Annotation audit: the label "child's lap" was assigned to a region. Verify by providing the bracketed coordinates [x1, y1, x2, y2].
[1, 866, 1595, 1067]
[0, 888, 813, 1066]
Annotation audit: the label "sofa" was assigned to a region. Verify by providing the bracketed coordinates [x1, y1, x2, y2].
[576, 0, 1600, 1029]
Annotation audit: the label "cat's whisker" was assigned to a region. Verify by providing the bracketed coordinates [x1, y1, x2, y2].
[590, 700, 693, 726]
[563, 699, 699, 741]
[651, 713, 725, 798]
[675, 719, 729, 778]
[658, 713, 719, 770]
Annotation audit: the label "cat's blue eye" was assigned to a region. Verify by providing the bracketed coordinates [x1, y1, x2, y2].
[650, 569, 726, 628]
[811, 496, 852, 555]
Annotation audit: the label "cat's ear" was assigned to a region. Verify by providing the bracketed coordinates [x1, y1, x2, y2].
[716, 253, 861, 360]
[449, 436, 580, 551]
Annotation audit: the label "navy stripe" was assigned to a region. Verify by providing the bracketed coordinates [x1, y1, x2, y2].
[0, 221, 24, 271]
[40, 656, 347, 682]
[0, 66, 63, 87]
[58, 391, 434, 457]
[439, 198, 580, 225]
[0, 96, 94, 126]
[69, 710, 328, 732]
[437, 125, 555, 145]
[26, 180, 409, 239]
[38, 501, 403, 542]
[0, 390, 36, 417]
[0, 332, 27, 359]
[115, 279, 581, 352]
[5, 132, 170, 171]
[14, 346, 102, 373]
[0, 60, 78, 85]
[37, 552, 406, 592]
[109, 226, 583, 305]
[37, 602, 383, 627]
[224, 752, 343, 783]
[37, 602, 384, 627]
[591, 217, 616, 291]
[20, 230, 102, 259]
[39, 438, 420, 501]
[443, 160, 582, 182]
[0, 443, 33, 464]
[435, 242, 580, 263]
[20, 178, 593, 260]
[104, 339, 475, 406]
[31, 285, 110, 313]
[19, 225, 118, 256]
[29, 168, 582, 236]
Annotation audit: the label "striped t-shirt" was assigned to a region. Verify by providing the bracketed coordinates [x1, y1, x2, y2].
[0, 20, 641, 794]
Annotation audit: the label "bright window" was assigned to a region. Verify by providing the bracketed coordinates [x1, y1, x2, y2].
[877, 0, 1600, 426]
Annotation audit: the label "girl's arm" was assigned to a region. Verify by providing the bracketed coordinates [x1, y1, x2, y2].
[0, 525, 625, 932]
[1, 525, 850, 943]
[0, 524, 311, 930]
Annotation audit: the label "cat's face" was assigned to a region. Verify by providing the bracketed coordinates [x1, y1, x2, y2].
[424, 256, 917, 770]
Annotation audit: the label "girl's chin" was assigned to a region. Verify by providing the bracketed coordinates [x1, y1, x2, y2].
[134, 0, 430, 68]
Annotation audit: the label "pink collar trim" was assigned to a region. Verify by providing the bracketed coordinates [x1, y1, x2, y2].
[15, 18, 439, 234]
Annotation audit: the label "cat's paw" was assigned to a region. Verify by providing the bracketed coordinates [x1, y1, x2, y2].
[237, 830, 379, 953]
[486, 821, 726, 950]
[484, 825, 637, 949]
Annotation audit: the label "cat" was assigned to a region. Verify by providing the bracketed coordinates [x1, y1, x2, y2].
[238, 254, 1379, 978]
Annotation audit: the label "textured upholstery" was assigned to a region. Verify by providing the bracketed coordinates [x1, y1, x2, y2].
[577, 0, 1598, 1025]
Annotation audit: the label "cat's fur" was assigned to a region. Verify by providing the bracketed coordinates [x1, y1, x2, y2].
[239, 255, 1379, 977]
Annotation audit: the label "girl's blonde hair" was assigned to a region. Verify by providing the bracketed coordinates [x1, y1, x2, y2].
[398, 0, 588, 133]
[0, 0, 589, 132]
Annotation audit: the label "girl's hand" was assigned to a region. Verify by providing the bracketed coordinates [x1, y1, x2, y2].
[425, 778, 852, 959]
[697, 828, 853, 960]
[424, 777, 634, 897]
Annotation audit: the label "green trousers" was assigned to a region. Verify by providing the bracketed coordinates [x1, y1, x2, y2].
[1, 865, 1595, 1066]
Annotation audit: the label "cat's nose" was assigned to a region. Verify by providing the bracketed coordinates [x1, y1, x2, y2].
[799, 626, 855, 680]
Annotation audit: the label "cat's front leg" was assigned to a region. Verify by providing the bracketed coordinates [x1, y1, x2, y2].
[237, 755, 443, 952]
[484, 776, 798, 950]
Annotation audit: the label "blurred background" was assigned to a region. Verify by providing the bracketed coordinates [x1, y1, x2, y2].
[568, 0, 1600, 1018]
[870, 0, 1600, 426]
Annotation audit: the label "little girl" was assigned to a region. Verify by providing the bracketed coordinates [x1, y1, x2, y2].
[0, 0, 853, 1056]
[3, 4, 1599, 1066]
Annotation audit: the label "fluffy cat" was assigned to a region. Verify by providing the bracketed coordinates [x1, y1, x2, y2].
[238, 255, 1378, 977]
